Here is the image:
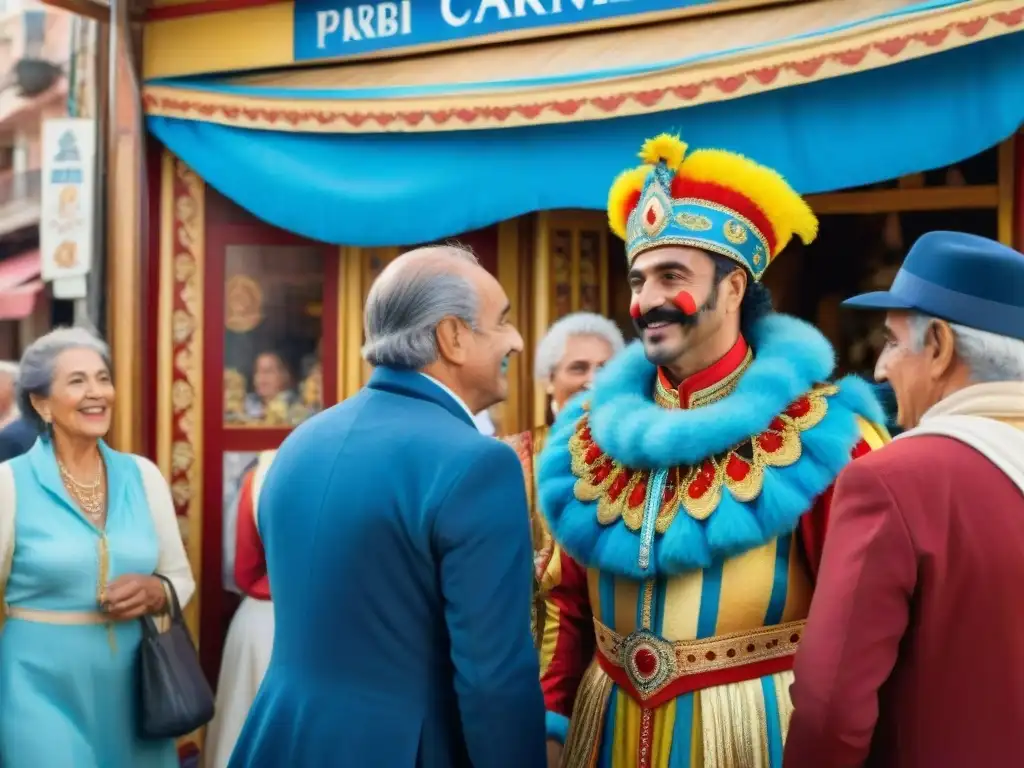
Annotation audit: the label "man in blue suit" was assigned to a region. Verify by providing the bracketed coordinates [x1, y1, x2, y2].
[229, 245, 547, 767]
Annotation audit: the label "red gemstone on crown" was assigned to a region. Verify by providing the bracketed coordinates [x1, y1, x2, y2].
[585, 444, 602, 464]
[758, 432, 783, 452]
[646, 205, 658, 225]
[633, 647, 658, 678]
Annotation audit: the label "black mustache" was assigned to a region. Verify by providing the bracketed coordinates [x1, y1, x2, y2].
[634, 306, 700, 331]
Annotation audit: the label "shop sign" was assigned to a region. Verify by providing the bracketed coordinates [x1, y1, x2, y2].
[40, 118, 96, 299]
[295, 0, 735, 62]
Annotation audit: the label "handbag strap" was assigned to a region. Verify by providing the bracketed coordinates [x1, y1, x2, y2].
[141, 573, 184, 639]
[154, 572, 184, 620]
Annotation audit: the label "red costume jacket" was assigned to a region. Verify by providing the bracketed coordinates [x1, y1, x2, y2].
[234, 468, 270, 601]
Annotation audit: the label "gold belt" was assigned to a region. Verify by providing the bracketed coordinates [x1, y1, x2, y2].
[5, 606, 109, 625]
[594, 618, 806, 703]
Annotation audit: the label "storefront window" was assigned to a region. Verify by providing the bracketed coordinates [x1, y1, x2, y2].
[223, 244, 324, 427]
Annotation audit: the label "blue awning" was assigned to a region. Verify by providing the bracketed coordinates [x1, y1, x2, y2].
[150, 30, 1023, 247]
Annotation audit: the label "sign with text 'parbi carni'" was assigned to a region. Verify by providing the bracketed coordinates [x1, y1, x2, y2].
[294, 0, 729, 62]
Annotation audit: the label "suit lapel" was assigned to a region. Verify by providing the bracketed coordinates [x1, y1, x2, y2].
[368, 367, 476, 428]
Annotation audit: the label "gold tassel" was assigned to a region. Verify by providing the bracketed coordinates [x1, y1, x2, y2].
[96, 534, 117, 655]
[563, 660, 614, 768]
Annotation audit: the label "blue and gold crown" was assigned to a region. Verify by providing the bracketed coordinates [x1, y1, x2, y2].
[607, 134, 818, 281]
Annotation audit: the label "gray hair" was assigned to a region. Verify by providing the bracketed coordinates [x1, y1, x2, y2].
[362, 244, 480, 369]
[17, 327, 112, 431]
[908, 313, 1024, 382]
[534, 312, 625, 381]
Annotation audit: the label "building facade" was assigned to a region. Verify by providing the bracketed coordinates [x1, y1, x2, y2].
[0, 0, 69, 357]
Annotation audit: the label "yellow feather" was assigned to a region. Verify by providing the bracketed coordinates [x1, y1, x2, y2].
[638, 133, 687, 172]
[680, 149, 818, 256]
[607, 166, 650, 241]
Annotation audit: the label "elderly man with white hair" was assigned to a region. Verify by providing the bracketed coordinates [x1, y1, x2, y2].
[502, 312, 624, 646]
[786, 231, 1024, 768]
[229, 244, 546, 768]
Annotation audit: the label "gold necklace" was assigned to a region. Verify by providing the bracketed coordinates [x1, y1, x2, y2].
[58, 458, 105, 524]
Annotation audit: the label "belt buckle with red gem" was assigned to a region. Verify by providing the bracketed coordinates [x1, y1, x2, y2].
[621, 630, 675, 700]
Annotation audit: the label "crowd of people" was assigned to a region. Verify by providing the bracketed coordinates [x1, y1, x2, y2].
[1, 129, 1023, 768]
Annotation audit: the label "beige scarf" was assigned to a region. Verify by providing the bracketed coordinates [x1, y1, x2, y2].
[896, 382, 1024, 494]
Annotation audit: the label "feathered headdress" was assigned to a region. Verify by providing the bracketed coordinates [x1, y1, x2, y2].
[607, 133, 818, 280]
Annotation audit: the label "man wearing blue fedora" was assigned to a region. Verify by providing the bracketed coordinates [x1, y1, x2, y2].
[785, 231, 1024, 768]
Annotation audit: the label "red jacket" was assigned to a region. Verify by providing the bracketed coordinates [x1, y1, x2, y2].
[786, 434, 1024, 767]
[234, 468, 270, 601]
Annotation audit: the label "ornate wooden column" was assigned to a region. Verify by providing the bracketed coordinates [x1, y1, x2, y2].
[997, 135, 1017, 247]
[530, 211, 610, 429]
[155, 152, 205, 643]
[106, 19, 145, 453]
[1012, 131, 1023, 249]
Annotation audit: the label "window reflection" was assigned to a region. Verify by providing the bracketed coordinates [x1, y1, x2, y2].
[223, 245, 324, 427]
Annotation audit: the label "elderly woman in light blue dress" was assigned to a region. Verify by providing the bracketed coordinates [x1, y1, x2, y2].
[0, 327, 195, 767]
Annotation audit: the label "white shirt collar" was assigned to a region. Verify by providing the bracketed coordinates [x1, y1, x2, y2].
[417, 373, 475, 421]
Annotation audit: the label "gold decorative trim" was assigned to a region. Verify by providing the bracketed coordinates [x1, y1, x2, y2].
[594, 618, 805, 702]
[157, 151, 205, 644]
[142, 1, 1024, 133]
[562, 659, 615, 768]
[654, 348, 752, 410]
[570, 383, 838, 528]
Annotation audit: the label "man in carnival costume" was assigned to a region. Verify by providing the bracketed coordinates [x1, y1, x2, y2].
[535, 133, 889, 767]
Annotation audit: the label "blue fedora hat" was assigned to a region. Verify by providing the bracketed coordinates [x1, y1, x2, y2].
[843, 231, 1024, 340]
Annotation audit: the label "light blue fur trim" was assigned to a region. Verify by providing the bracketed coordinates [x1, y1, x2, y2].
[536, 314, 885, 579]
[546, 711, 570, 744]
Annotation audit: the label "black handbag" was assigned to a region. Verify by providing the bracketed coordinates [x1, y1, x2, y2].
[137, 574, 216, 740]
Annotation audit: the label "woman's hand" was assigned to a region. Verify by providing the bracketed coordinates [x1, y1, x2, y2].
[102, 574, 167, 620]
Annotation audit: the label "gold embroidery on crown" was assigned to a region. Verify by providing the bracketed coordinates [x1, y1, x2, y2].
[568, 383, 838, 528]
[723, 219, 748, 245]
[675, 212, 713, 232]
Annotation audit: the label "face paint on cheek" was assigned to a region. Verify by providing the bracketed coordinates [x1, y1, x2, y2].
[629, 298, 642, 320]
[500, 357, 510, 374]
[672, 290, 698, 316]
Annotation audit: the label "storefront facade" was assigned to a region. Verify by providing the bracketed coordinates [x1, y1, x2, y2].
[45, 0, 1024, 755]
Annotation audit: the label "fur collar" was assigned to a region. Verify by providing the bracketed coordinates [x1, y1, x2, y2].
[536, 314, 885, 577]
[586, 314, 878, 468]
